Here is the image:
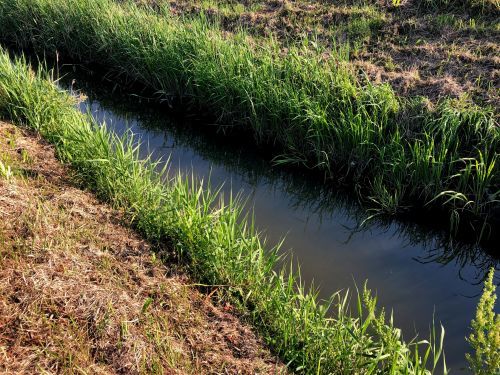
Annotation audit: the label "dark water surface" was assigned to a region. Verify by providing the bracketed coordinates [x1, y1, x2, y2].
[71, 80, 498, 373]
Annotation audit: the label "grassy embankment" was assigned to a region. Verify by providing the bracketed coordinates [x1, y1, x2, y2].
[0, 0, 498, 241]
[1, 98, 498, 375]
[0, 48, 449, 373]
[0, 122, 284, 374]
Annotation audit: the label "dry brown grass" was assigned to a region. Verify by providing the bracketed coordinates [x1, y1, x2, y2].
[0, 121, 285, 374]
[358, 1, 499, 109]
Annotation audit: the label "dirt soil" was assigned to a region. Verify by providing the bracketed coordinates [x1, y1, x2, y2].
[0, 121, 285, 374]
[138, 0, 500, 110]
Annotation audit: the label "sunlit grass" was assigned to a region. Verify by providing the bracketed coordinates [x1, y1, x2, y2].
[0, 0, 497, 239]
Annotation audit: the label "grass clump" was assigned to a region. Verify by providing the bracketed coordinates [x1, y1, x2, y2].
[466, 268, 500, 374]
[0, 48, 450, 374]
[0, 0, 498, 239]
[0, 159, 13, 179]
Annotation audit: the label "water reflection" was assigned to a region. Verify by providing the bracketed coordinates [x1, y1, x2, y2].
[66, 74, 498, 372]
[81, 85, 498, 281]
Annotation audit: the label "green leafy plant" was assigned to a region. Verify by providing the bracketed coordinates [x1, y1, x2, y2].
[466, 268, 500, 374]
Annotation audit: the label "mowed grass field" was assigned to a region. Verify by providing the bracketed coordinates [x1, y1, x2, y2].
[136, 0, 499, 108]
[0, 121, 286, 374]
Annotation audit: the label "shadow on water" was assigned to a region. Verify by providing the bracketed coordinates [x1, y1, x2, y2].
[58, 64, 498, 372]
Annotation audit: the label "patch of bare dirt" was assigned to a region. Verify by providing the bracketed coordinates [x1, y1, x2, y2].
[0, 122, 285, 374]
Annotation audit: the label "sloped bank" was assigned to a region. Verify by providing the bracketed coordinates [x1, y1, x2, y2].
[0, 0, 498, 241]
[0, 121, 284, 374]
[0, 50, 447, 373]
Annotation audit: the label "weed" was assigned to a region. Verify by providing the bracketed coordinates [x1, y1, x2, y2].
[0, 159, 13, 180]
[466, 268, 500, 374]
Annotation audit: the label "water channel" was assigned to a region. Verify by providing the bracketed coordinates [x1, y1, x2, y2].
[67, 73, 498, 373]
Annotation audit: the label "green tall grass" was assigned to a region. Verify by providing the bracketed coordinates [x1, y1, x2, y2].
[0, 49, 449, 374]
[0, 0, 497, 237]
